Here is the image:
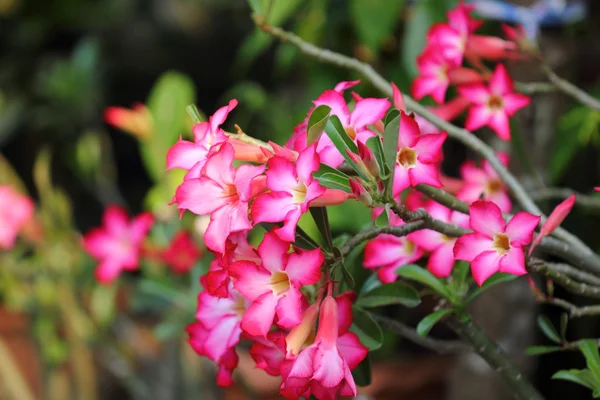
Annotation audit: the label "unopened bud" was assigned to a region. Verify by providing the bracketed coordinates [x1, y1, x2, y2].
[357, 141, 380, 179]
[349, 179, 373, 207]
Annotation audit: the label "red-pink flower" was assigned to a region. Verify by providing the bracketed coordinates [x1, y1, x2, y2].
[174, 143, 266, 253]
[161, 231, 201, 274]
[364, 207, 424, 283]
[392, 111, 447, 196]
[186, 285, 246, 386]
[228, 231, 324, 336]
[252, 145, 326, 242]
[250, 331, 287, 376]
[595, 188, 600, 192]
[83, 205, 154, 284]
[411, 202, 469, 277]
[458, 64, 530, 140]
[280, 292, 368, 400]
[454, 200, 540, 286]
[0, 185, 34, 250]
[457, 152, 511, 212]
[310, 89, 390, 167]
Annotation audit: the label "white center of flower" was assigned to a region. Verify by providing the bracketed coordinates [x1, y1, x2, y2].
[269, 271, 291, 296]
[291, 183, 307, 204]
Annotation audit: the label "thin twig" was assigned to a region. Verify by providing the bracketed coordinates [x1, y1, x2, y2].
[390, 202, 470, 238]
[542, 64, 600, 111]
[515, 81, 556, 95]
[372, 313, 468, 354]
[546, 263, 600, 287]
[538, 296, 600, 319]
[415, 184, 470, 214]
[339, 221, 425, 257]
[531, 187, 600, 214]
[254, 18, 598, 267]
[529, 260, 600, 299]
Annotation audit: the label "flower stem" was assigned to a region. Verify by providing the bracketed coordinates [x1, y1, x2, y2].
[446, 313, 544, 400]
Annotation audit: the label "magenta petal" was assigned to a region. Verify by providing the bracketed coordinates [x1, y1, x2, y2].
[275, 286, 303, 329]
[350, 97, 391, 130]
[427, 243, 456, 278]
[130, 212, 154, 242]
[203, 316, 242, 362]
[176, 178, 225, 215]
[314, 90, 351, 125]
[458, 84, 490, 103]
[453, 233, 493, 261]
[503, 93, 531, 115]
[251, 192, 296, 224]
[235, 164, 266, 200]
[413, 132, 447, 163]
[286, 248, 323, 285]
[95, 259, 123, 284]
[505, 212, 540, 246]
[203, 143, 236, 186]
[258, 231, 289, 274]
[409, 162, 443, 188]
[229, 260, 270, 301]
[204, 206, 234, 253]
[166, 139, 207, 171]
[392, 165, 411, 197]
[295, 145, 320, 184]
[464, 104, 492, 132]
[103, 206, 129, 235]
[487, 111, 511, 140]
[410, 229, 445, 251]
[364, 235, 404, 268]
[312, 346, 345, 387]
[398, 112, 421, 148]
[469, 200, 505, 237]
[276, 208, 303, 243]
[499, 246, 527, 276]
[209, 99, 238, 133]
[471, 250, 503, 286]
[336, 332, 368, 370]
[489, 64, 513, 94]
[266, 156, 298, 192]
[242, 292, 278, 337]
[377, 266, 399, 283]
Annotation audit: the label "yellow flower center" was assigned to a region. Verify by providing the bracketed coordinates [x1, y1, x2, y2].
[222, 184, 240, 203]
[492, 233, 510, 254]
[291, 183, 307, 204]
[345, 126, 357, 140]
[488, 94, 504, 110]
[269, 271, 291, 296]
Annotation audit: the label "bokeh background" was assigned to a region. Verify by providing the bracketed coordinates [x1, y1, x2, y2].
[1, 0, 600, 399]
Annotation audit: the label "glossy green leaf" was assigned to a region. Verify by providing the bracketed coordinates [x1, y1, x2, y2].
[538, 315, 561, 344]
[375, 205, 390, 227]
[357, 282, 421, 308]
[307, 105, 331, 145]
[396, 264, 452, 299]
[466, 273, 518, 303]
[313, 163, 352, 193]
[324, 116, 367, 180]
[580, 340, 600, 380]
[365, 135, 389, 179]
[553, 369, 598, 392]
[352, 354, 372, 387]
[525, 346, 563, 356]
[382, 114, 400, 199]
[309, 207, 333, 251]
[384, 108, 400, 126]
[350, 306, 384, 350]
[349, 0, 405, 53]
[416, 309, 453, 336]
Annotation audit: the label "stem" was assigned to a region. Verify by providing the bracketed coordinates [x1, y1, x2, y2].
[339, 221, 425, 257]
[446, 314, 544, 400]
[531, 187, 600, 214]
[542, 64, 600, 111]
[529, 261, 600, 299]
[372, 313, 467, 354]
[415, 184, 470, 214]
[537, 295, 600, 319]
[390, 202, 470, 237]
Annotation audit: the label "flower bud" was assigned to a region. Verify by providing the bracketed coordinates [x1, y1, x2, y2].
[349, 179, 373, 207]
[357, 141, 380, 179]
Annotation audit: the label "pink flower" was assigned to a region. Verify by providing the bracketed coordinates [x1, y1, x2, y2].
[411, 202, 469, 277]
[186, 285, 247, 387]
[458, 64, 530, 140]
[250, 331, 287, 376]
[595, 188, 600, 192]
[0, 185, 34, 250]
[83, 205, 154, 284]
[174, 143, 266, 253]
[228, 231, 324, 336]
[392, 111, 447, 196]
[454, 200, 540, 286]
[457, 152, 511, 212]
[161, 231, 201, 274]
[280, 291, 368, 400]
[530, 195, 575, 252]
[252, 145, 326, 242]
[310, 89, 390, 167]
[364, 207, 424, 283]
[201, 257, 230, 298]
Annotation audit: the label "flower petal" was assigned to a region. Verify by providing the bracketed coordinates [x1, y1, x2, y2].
[427, 243, 456, 278]
[499, 246, 527, 276]
[471, 250, 503, 286]
[242, 292, 278, 337]
[285, 248, 323, 285]
[453, 233, 493, 261]
[469, 200, 505, 237]
[505, 212, 541, 246]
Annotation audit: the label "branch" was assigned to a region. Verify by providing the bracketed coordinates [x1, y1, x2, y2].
[255, 19, 600, 276]
[515, 81, 556, 95]
[339, 221, 425, 257]
[445, 314, 544, 400]
[546, 263, 600, 287]
[372, 313, 468, 354]
[536, 237, 600, 277]
[531, 187, 600, 214]
[538, 296, 600, 319]
[390, 202, 470, 238]
[415, 184, 470, 214]
[542, 64, 600, 111]
[529, 260, 600, 299]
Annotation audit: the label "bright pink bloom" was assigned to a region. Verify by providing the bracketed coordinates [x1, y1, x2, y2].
[364, 207, 424, 283]
[280, 292, 368, 400]
[250, 331, 287, 376]
[530, 195, 575, 252]
[311, 89, 390, 167]
[411, 202, 469, 277]
[161, 231, 201, 274]
[457, 152, 511, 212]
[349, 179, 373, 207]
[0, 185, 34, 250]
[228, 231, 324, 336]
[392, 111, 447, 196]
[186, 286, 246, 387]
[454, 200, 540, 286]
[174, 143, 266, 253]
[201, 257, 230, 298]
[252, 145, 326, 242]
[83, 205, 154, 284]
[595, 188, 600, 192]
[104, 103, 152, 140]
[458, 64, 530, 140]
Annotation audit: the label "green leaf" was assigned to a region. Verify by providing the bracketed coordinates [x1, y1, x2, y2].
[335, 259, 356, 289]
[538, 315, 561, 344]
[553, 369, 598, 392]
[350, 306, 384, 350]
[416, 309, 453, 336]
[186, 104, 204, 124]
[396, 264, 452, 299]
[580, 340, 600, 380]
[351, 354, 372, 387]
[295, 226, 321, 251]
[349, 0, 405, 53]
[384, 109, 400, 126]
[309, 207, 333, 251]
[144, 71, 196, 182]
[324, 116, 367, 180]
[357, 282, 421, 308]
[525, 346, 563, 356]
[313, 163, 352, 193]
[560, 313, 568, 341]
[365, 135, 389, 179]
[382, 114, 400, 199]
[375, 205, 390, 227]
[466, 273, 518, 303]
[248, 0, 262, 14]
[307, 105, 331, 145]
[360, 273, 383, 295]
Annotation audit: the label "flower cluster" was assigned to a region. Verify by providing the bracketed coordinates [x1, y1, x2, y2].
[412, 2, 531, 140]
